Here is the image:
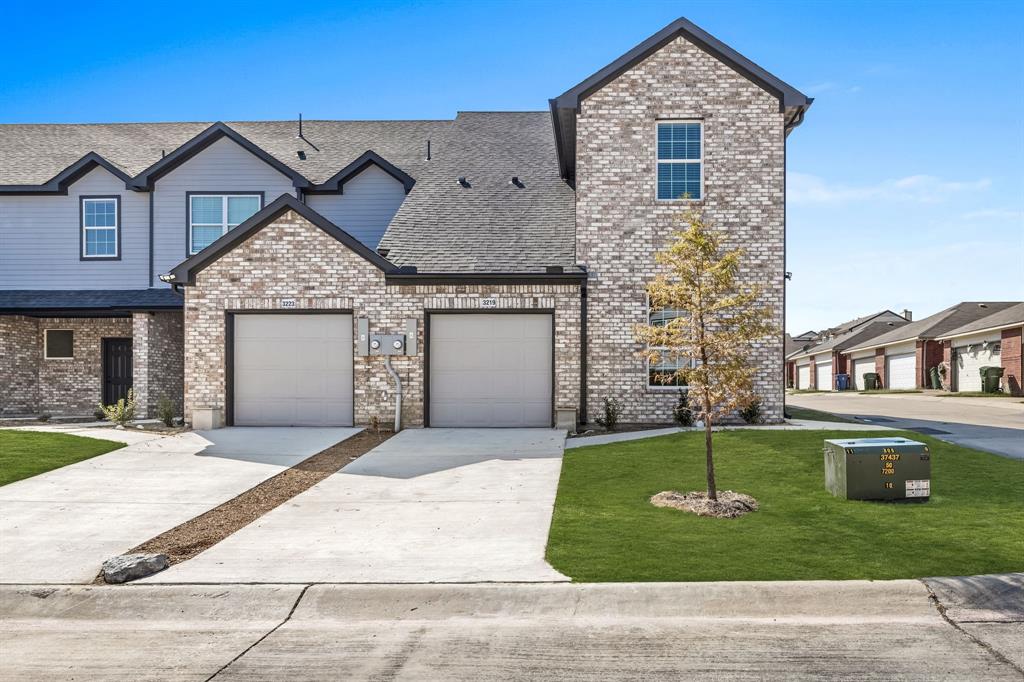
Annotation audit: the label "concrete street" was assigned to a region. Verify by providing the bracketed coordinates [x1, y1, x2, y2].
[787, 392, 1024, 459]
[0, 426, 359, 583]
[147, 428, 568, 583]
[2, 576, 1021, 680]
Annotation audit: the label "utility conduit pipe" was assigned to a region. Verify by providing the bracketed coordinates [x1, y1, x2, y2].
[383, 356, 402, 433]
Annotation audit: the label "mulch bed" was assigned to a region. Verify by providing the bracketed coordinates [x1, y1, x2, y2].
[95, 429, 390, 582]
[650, 490, 759, 518]
[569, 422, 678, 438]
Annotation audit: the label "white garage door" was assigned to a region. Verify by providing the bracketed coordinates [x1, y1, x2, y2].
[815, 360, 833, 391]
[885, 352, 916, 390]
[429, 313, 552, 427]
[233, 314, 353, 426]
[955, 346, 1000, 392]
[851, 357, 876, 390]
[796, 362, 811, 390]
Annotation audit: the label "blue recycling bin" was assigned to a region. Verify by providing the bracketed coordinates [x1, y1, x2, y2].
[835, 373, 850, 391]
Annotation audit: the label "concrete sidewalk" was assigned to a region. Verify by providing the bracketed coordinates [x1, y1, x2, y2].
[2, 576, 1020, 680]
[0, 427, 358, 583]
[148, 429, 568, 584]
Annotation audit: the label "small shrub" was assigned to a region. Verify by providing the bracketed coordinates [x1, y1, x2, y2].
[739, 396, 763, 424]
[156, 397, 176, 428]
[673, 390, 694, 427]
[99, 389, 136, 426]
[595, 397, 623, 432]
[369, 415, 381, 437]
[37, 413, 51, 423]
[93, 407, 106, 421]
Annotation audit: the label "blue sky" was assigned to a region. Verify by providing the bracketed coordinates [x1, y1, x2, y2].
[2, 0, 1021, 333]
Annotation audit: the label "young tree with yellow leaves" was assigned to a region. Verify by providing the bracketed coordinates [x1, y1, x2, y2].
[635, 211, 777, 501]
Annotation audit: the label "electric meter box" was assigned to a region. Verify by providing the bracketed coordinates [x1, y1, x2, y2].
[823, 437, 931, 501]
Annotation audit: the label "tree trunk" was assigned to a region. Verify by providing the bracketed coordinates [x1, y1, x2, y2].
[703, 393, 717, 501]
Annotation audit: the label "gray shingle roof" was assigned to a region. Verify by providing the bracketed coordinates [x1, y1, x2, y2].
[0, 114, 576, 274]
[936, 302, 1024, 339]
[788, 320, 909, 360]
[0, 120, 451, 186]
[846, 302, 1021, 351]
[0, 289, 182, 313]
[379, 112, 576, 272]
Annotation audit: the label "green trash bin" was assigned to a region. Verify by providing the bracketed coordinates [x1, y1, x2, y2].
[863, 372, 881, 391]
[929, 366, 942, 390]
[980, 366, 1005, 393]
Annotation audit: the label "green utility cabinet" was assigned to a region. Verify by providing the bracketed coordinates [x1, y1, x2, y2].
[824, 437, 931, 501]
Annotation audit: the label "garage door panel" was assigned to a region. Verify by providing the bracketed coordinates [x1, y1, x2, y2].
[816, 361, 832, 391]
[233, 314, 353, 427]
[955, 347, 999, 392]
[851, 358, 875, 390]
[796, 363, 810, 389]
[429, 314, 552, 427]
[885, 352, 916, 389]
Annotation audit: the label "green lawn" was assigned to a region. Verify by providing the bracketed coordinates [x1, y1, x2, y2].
[0, 429, 124, 486]
[936, 391, 1019, 398]
[858, 389, 922, 394]
[547, 430, 1024, 581]
[785, 405, 857, 423]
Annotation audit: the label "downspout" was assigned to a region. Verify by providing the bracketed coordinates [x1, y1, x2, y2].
[148, 191, 154, 288]
[579, 281, 588, 424]
[383, 356, 402, 433]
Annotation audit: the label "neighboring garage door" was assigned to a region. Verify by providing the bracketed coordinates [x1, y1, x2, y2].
[428, 313, 552, 427]
[232, 314, 353, 426]
[885, 352, 916, 389]
[815, 360, 833, 391]
[796, 362, 811, 390]
[851, 357, 876, 390]
[955, 345, 1000, 392]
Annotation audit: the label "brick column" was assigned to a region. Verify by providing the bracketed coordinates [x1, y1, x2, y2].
[1002, 327, 1023, 396]
[809, 355, 817, 389]
[132, 312, 151, 418]
[874, 348, 886, 387]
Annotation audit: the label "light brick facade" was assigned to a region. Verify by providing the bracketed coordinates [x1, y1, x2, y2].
[184, 212, 582, 427]
[575, 35, 787, 423]
[0, 313, 183, 418]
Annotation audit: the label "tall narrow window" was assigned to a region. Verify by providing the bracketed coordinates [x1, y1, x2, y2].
[188, 194, 262, 255]
[657, 122, 702, 200]
[81, 197, 119, 258]
[647, 305, 694, 388]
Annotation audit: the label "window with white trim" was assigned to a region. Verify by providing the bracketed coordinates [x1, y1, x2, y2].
[647, 306, 694, 388]
[189, 194, 262, 254]
[44, 329, 74, 359]
[656, 121, 702, 200]
[81, 197, 118, 258]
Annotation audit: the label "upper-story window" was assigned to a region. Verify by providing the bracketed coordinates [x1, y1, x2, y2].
[656, 122, 702, 201]
[188, 193, 262, 255]
[81, 197, 119, 259]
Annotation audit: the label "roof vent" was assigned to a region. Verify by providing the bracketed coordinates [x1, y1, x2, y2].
[979, 303, 989, 308]
[458, 176, 471, 188]
[511, 176, 524, 188]
[296, 150, 306, 160]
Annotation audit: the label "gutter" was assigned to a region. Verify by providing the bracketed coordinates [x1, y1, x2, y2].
[384, 271, 587, 286]
[935, 321, 1024, 341]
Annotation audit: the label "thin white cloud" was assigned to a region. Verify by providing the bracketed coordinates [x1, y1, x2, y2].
[789, 172, 992, 204]
[959, 208, 1024, 222]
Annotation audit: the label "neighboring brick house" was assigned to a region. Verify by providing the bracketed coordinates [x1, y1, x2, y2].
[934, 303, 1024, 395]
[842, 302, 1021, 391]
[786, 310, 908, 390]
[0, 18, 812, 427]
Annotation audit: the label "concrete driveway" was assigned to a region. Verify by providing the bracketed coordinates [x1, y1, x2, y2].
[149, 428, 568, 583]
[0, 427, 358, 584]
[787, 392, 1024, 459]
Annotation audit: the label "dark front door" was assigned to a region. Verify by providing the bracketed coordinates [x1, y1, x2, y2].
[102, 338, 133, 405]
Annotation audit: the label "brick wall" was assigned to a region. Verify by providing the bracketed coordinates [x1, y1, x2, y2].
[133, 311, 185, 418]
[575, 35, 786, 423]
[874, 348, 886, 387]
[916, 340, 944, 388]
[36, 317, 133, 415]
[0, 315, 40, 415]
[1001, 327, 1023, 396]
[184, 211, 582, 427]
[941, 341, 953, 390]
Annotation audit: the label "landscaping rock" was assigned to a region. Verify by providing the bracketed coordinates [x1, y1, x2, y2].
[650, 490, 759, 518]
[101, 553, 169, 584]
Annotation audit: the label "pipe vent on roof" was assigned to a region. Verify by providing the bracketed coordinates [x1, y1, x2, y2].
[511, 176, 525, 188]
[458, 176, 470, 188]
